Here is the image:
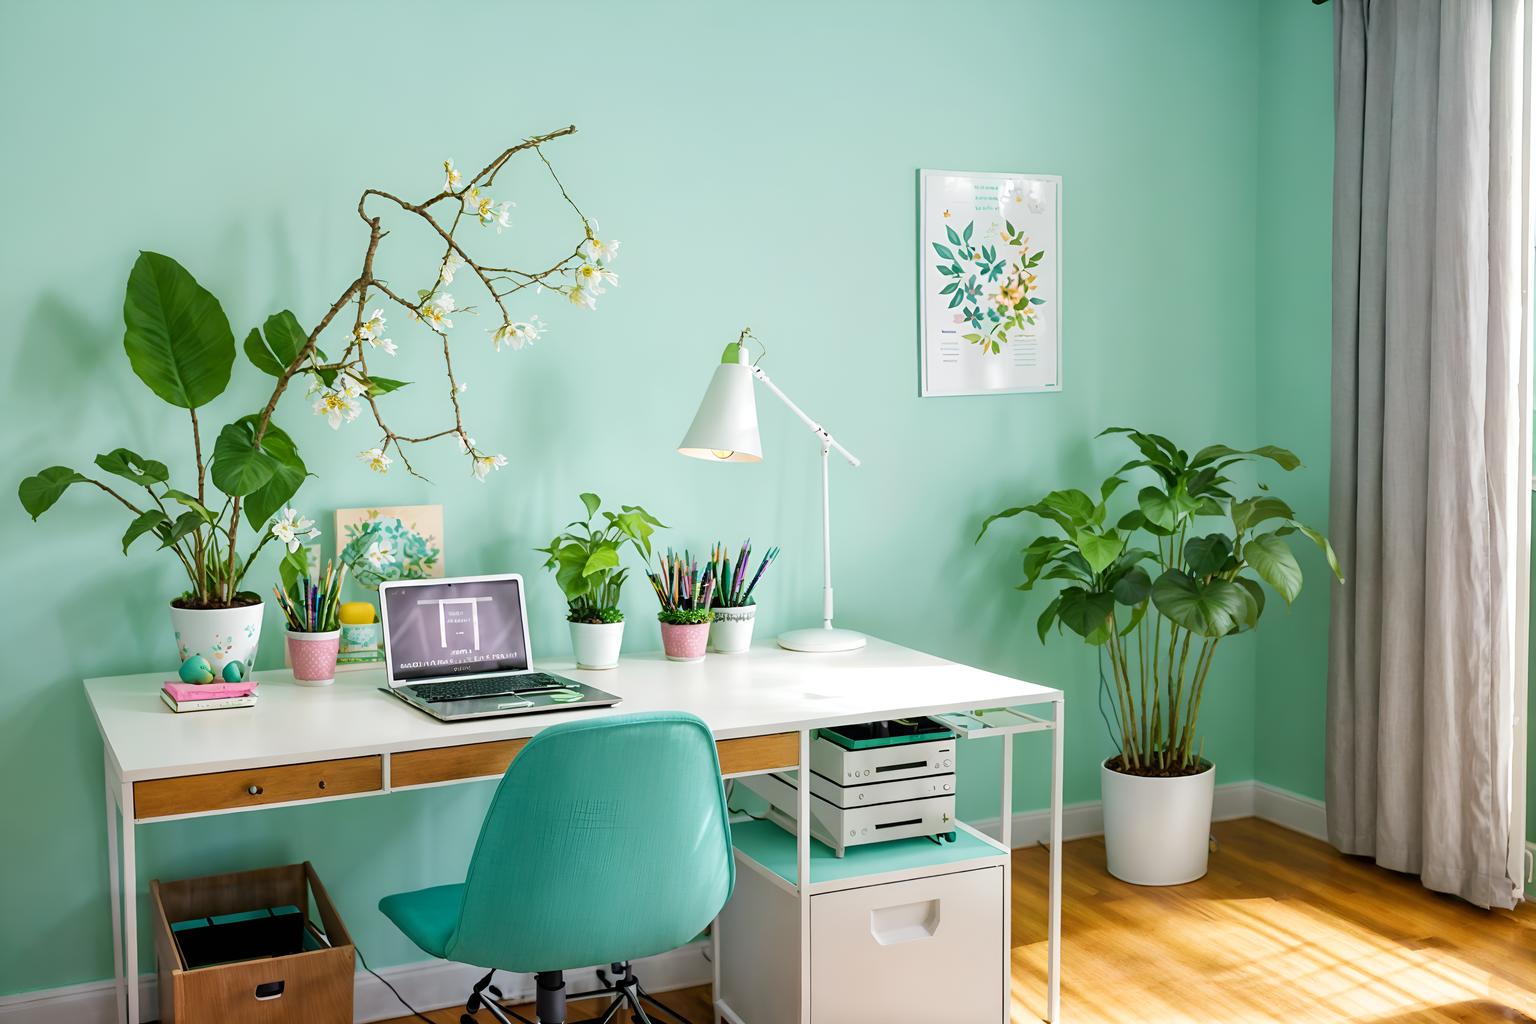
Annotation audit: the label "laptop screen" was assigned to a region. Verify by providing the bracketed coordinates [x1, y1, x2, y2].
[383, 577, 529, 682]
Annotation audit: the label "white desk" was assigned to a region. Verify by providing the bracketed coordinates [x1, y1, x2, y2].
[87, 637, 1063, 1023]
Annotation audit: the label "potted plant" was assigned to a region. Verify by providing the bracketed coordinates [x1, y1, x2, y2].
[707, 540, 779, 653]
[977, 428, 1341, 885]
[17, 129, 614, 677]
[538, 493, 665, 669]
[648, 550, 715, 662]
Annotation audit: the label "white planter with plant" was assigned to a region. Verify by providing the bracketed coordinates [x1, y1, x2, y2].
[17, 129, 617, 678]
[539, 493, 665, 670]
[979, 428, 1341, 886]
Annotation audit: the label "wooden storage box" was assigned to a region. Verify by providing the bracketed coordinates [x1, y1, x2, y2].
[150, 862, 354, 1023]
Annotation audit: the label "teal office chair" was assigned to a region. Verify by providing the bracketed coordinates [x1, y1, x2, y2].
[379, 711, 735, 1024]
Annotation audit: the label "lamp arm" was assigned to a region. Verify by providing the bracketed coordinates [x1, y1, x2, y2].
[750, 366, 861, 467]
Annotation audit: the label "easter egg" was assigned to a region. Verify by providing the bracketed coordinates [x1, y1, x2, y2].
[222, 660, 247, 682]
[178, 655, 215, 684]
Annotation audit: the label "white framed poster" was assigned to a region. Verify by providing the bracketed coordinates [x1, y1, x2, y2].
[918, 169, 1062, 396]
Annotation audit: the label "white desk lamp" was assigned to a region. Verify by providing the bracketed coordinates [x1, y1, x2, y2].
[677, 330, 866, 653]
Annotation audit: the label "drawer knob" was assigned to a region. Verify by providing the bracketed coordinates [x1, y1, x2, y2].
[317, 780, 327, 790]
[247, 784, 263, 796]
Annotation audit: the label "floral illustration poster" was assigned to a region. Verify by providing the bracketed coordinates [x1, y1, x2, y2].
[334, 504, 445, 587]
[919, 169, 1061, 396]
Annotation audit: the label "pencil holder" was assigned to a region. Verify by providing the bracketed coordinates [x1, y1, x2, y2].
[709, 604, 757, 654]
[659, 621, 710, 663]
[286, 630, 341, 686]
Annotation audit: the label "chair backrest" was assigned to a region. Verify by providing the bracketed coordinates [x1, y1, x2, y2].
[446, 711, 735, 973]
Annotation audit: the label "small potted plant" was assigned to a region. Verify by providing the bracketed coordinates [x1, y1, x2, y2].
[977, 428, 1341, 885]
[538, 493, 665, 669]
[648, 550, 715, 662]
[274, 558, 346, 686]
[708, 540, 778, 654]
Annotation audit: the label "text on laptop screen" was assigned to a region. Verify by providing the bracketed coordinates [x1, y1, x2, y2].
[384, 578, 528, 681]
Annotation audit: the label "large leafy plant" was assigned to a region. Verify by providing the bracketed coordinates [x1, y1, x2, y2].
[17, 127, 614, 609]
[538, 494, 665, 624]
[977, 428, 1342, 777]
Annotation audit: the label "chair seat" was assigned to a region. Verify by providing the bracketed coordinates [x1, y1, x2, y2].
[379, 883, 464, 959]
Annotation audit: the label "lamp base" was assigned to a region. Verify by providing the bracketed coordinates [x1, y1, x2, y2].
[776, 626, 867, 653]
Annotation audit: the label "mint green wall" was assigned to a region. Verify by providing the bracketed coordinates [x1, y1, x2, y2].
[1253, 1, 1336, 798]
[0, 0, 1281, 994]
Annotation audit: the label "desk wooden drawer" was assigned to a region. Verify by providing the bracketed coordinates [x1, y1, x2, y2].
[390, 731, 800, 789]
[134, 756, 383, 819]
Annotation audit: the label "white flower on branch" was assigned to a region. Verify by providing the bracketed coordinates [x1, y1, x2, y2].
[467, 188, 513, 231]
[457, 433, 476, 454]
[271, 506, 319, 553]
[371, 336, 397, 357]
[586, 236, 620, 262]
[566, 285, 597, 310]
[472, 453, 508, 482]
[455, 381, 468, 395]
[443, 158, 464, 193]
[574, 262, 618, 295]
[312, 373, 365, 429]
[414, 293, 455, 331]
[440, 251, 465, 284]
[489, 315, 546, 352]
[358, 447, 391, 474]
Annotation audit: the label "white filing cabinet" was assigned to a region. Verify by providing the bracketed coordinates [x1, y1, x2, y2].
[718, 819, 1008, 1023]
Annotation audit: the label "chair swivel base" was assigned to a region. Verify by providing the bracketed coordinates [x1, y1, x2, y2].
[462, 962, 694, 1024]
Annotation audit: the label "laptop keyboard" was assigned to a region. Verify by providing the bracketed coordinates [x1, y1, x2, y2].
[410, 673, 571, 704]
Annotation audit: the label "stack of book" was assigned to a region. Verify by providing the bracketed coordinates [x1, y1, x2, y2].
[161, 680, 259, 713]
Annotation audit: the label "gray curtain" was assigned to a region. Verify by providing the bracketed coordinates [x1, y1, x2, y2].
[1327, 0, 1529, 910]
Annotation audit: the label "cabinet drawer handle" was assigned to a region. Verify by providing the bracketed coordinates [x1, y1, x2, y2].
[317, 779, 327, 790]
[247, 784, 263, 796]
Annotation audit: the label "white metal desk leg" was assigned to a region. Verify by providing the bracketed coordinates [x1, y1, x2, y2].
[797, 730, 811, 1024]
[1000, 730, 1014, 1022]
[122, 779, 139, 1023]
[105, 765, 125, 1024]
[1046, 698, 1064, 1023]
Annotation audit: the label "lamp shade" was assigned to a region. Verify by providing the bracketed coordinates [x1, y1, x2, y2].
[678, 361, 762, 462]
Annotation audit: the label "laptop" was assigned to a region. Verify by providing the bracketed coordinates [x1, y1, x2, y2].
[378, 573, 621, 722]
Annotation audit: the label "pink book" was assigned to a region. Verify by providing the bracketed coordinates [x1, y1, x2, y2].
[163, 680, 259, 702]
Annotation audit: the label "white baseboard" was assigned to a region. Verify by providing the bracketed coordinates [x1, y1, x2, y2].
[0, 941, 710, 1024]
[1252, 781, 1329, 841]
[970, 778, 1266, 847]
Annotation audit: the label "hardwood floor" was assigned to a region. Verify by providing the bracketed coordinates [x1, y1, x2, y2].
[385, 818, 1536, 1023]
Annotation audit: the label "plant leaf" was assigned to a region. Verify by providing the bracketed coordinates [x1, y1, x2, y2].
[1112, 565, 1152, 605]
[122, 251, 235, 408]
[1074, 528, 1124, 575]
[1056, 587, 1115, 646]
[1151, 570, 1251, 637]
[1036, 595, 1062, 643]
[1137, 486, 1178, 530]
[123, 509, 170, 553]
[366, 376, 409, 396]
[18, 467, 89, 519]
[1183, 533, 1233, 576]
[95, 448, 169, 486]
[580, 492, 602, 521]
[1243, 533, 1303, 603]
[1231, 495, 1295, 531]
[211, 421, 278, 496]
[581, 544, 621, 577]
[1190, 443, 1300, 471]
[242, 420, 307, 529]
[243, 309, 306, 377]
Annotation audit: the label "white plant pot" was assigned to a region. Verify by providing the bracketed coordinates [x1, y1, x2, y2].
[1100, 758, 1215, 886]
[709, 605, 757, 654]
[569, 620, 624, 670]
[170, 600, 265, 680]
